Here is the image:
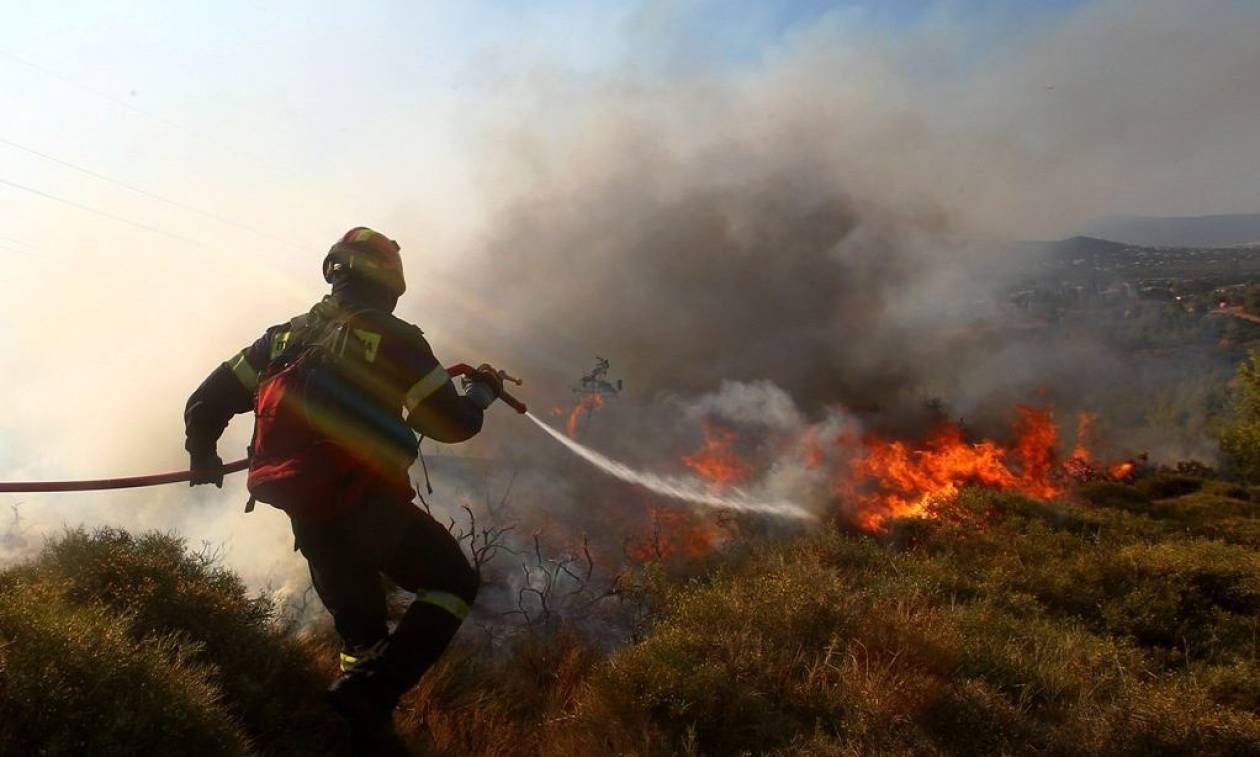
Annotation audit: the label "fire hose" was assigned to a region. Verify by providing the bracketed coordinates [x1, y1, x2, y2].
[0, 364, 526, 494]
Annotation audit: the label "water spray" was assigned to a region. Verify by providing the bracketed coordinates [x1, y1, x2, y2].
[524, 411, 815, 521]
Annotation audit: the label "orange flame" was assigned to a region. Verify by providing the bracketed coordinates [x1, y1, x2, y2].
[626, 504, 723, 562]
[682, 422, 751, 490]
[1109, 461, 1136, 481]
[841, 406, 1068, 532]
[1012, 406, 1061, 499]
[797, 426, 826, 470]
[565, 393, 605, 438]
[1071, 412, 1096, 462]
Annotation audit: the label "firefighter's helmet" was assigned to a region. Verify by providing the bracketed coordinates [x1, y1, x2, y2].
[323, 227, 405, 296]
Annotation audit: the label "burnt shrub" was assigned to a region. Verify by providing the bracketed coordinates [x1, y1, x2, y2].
[1136, 472, 1205, 499]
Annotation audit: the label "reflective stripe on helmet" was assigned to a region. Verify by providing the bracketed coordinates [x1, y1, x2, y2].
[415, 590, 470, 620]
[226, 351, 259, 392]
[404, 365, 450, 412]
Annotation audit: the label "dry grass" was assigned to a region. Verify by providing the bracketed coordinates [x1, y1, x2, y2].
[2, 483, 1258, 755]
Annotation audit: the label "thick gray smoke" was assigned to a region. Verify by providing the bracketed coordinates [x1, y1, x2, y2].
[422, 0, 1258, 461]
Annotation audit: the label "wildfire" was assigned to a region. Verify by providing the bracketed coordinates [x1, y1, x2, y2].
[626, 504, 724, 562]
[565, 393, 605, 438]
[682, 422, 751, 490]
[1109, 460, 1136, 481]
[797, 426, 826, 470]
[643, 402, 1139, 549]
[1071, 412, 1097, 462]
[841, 406, 1077, 532]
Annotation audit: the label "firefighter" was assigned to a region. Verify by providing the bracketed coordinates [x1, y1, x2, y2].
[184, 227, 501, 753]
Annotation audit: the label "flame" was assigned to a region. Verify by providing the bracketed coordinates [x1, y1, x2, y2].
[682, 422, 751, 490]
[797, 426, 826, 470]
[565, 393, 605, 438]
[1012, 406, 1061, 499]
[626, 504, 724, 562]
[1109, 461, 1136, 481]
[1070, 412, 1096, 461]
[841, 406, 1069, 533]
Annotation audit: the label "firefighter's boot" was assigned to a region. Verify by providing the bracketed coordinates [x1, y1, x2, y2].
[328, 669, 407, 756]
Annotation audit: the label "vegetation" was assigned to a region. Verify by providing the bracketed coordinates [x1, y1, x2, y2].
[3, 480, 1258, 755]
[0, 529, 343, 756]
[1221, 350, 1260, 483]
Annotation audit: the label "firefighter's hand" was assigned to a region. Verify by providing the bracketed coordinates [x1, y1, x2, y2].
[189, 451, 225, 488]
[472, 364, 504, 398]
[460, 364, 503, 411]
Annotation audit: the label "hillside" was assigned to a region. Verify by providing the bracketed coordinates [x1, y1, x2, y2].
[1080, 214, 1260, 249]
[1013, 235, 1260, 285]
[2, 474, 1258, 755]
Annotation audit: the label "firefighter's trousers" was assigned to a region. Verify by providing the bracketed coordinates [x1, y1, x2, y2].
[290, 490, 479, 698]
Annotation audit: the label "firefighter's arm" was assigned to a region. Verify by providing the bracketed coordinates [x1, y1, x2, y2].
[184, 332, 271, 484]
[401, 340, 495, 444]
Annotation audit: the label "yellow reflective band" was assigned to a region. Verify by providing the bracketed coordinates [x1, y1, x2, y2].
[226, 352, 259, 392]
[353, 228, 376, 242]
[415, 590, 470, 620]
[339, 652, 360, 672]
[352, 329, 381, 363]
[270, 329, 292, 360]
[404, 365, 449, 412]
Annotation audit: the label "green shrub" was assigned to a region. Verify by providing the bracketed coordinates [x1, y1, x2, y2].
[1077, 480, 1150, 507]
[547, 491, 1260, 755]
[1148, 493, 1260, 523]
[0, 580, 250, 756]
[21, 529, 334, 750]
[1137, 472, 1205, 499]
[5, 494, 1259, 757]
[0, 529, 341, 755]
[1219, 350, 1260, 483]
[1175, 460, 1218, 480]
[1203, 480, 1250, 500]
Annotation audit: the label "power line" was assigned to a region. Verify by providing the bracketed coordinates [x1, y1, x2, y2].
[0, 240, 37, 256]
[0, 175, 207, 248]
[0, 47, 306, 184]
[0, 135, 308, 250]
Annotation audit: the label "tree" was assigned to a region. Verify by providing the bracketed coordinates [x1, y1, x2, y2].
[1218, 349, 1260, 482]
[1243, 284, 1260, 315]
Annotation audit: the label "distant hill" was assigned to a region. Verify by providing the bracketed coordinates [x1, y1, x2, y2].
[1079, 214, 1260, 248]
[1012, 235, 1260, 283]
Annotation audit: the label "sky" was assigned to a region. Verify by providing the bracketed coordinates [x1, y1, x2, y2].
[0, 0, 1256, 594]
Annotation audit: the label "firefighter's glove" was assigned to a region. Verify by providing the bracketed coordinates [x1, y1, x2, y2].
[189, 451, 225, 488]
[465, 364, 503, 410]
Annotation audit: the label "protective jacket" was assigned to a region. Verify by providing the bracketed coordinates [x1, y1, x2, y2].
[184, 290, 484, 515]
